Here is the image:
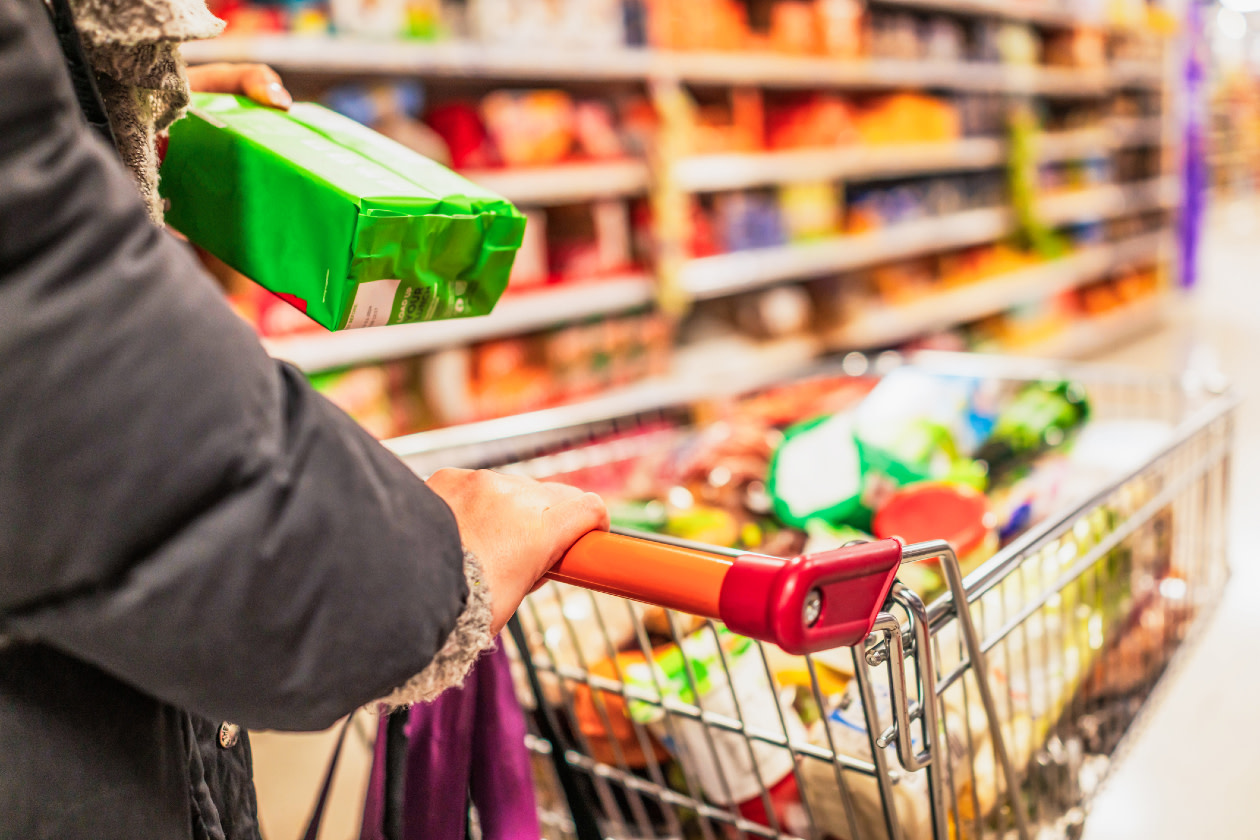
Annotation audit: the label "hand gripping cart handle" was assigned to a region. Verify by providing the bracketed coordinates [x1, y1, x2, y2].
[543, 529, 1033, 840]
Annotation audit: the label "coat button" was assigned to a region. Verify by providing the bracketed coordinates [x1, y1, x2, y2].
[218, 722, 240, 749]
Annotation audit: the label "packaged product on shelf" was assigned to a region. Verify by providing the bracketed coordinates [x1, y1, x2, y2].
[481, 90, 577, 167]
[734, 286, 816, 340]
[507, 209, 550, 291]
[1043, 28, 1106, 69]
[866, 11, 920, 59]
[765, 93, 858, 150]
[573, 100, 626, 159]
[547, 202, 635, 281]
[869, 258, 937, 305]
[424, 101, 499, 169]
[817, 0, 865, 58]
[468, 0, 625, 47]
[308, 361, 420, 439]
[854, 94, 962, 145]
[676, 86, 765, 155]
[323, 82, 452, 164]
[328, 0, 406, 38]
[161, 94, 525, 332]
[715, 191, 787, 252]
[779, 181, 843, 242]
[921, 16, 966, 62]
[768, 0, 824, 53]
[644, 0, 749, 51]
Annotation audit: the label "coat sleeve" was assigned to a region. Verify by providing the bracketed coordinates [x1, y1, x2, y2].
[0, 0, 474, 732]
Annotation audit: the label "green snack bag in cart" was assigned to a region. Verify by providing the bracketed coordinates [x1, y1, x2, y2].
[976, 379, 1090, 481]
[160, 93, 526, 331]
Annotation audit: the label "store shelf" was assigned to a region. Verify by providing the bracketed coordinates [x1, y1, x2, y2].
[674, 126, 1164, 192]
[826, 230, 1164, 349]
[1108, 115, 1165, 147]
[183, 37, 1156, 95]
[682, 205, 1012, 298]
[1108, 60, 1166, 90]
[384, 343, 824, 473]
[264, 273, 654, 372]
[680, 179, 1170, 298]
[1016, 293, 1168, 358]
[1039, 176, 1178, 225]
[462, 160, 649, 204]
[181, 36, 656, 80]
[672, 137, 1005, 192]
[1040, 127, 1113, 160]
[1040, 117, 1165, 160]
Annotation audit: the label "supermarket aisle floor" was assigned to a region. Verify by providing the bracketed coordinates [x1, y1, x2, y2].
[1082, 198, 1260, 839]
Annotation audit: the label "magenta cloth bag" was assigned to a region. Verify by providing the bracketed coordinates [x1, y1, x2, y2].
[360, 643, 540, 840]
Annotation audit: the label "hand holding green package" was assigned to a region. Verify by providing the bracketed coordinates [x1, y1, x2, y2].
[160, 93, 526, 331]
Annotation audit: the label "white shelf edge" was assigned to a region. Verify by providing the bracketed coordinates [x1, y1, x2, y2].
[682, 206, 1013, 298]
[1108, 115, 1165, 147]
[384, 348, 823, 470]
[1038, 176, 1176, 226]
[674, 129, 1162, 193]
[182, 37, 1163, 94]
[1015, 293, 1167, 359]
[182, 36, 655, 80]
[673, 138, 1006, 192]
[264, 273, 654, 372]
[827, 229, 1165, 349]
[1040, 118, 1165, 161]
[1039, 128, 1112, 161]
[462, 159, 649, 204]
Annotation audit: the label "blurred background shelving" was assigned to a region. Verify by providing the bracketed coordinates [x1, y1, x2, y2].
[191, 0, 1177, 450]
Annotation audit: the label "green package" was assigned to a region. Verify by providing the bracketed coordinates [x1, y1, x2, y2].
[160, 93, 526, 331]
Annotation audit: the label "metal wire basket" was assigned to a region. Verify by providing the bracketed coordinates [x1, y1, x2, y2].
[396, 351, 1236, 840]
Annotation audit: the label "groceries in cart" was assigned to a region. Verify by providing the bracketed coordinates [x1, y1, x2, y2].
[498, 359, 1225, 840]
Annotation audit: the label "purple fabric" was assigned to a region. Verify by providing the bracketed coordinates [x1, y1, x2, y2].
[360, 644, 540, 840]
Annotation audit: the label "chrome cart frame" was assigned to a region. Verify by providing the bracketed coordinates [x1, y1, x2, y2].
[392, 351, 1236, 840]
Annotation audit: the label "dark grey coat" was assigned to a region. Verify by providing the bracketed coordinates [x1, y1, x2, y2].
[0, 1, 472, 836]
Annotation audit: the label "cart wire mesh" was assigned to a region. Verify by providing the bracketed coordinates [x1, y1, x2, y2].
[413, 351, 1235, 840]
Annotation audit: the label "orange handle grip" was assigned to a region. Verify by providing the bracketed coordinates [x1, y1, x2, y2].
[545, 531, 733, 618]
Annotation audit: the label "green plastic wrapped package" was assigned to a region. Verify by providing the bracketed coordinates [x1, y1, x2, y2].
[160, 93, 526, 331]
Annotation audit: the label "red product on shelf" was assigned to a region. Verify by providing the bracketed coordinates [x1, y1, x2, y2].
[481, 90, 576, 168]
[766, 93, 859, 150]
[425, 103, 498, 169]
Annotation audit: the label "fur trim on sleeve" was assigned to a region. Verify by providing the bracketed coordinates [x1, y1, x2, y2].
[377, 547, 495, 708]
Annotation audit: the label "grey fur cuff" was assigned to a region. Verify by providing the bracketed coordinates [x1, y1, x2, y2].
[377, 547, 495, 708]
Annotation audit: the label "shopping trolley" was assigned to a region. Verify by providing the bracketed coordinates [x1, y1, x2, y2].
[393, 351, 1237, 840]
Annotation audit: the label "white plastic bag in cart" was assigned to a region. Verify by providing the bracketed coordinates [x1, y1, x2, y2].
[623, 630, 809, 808]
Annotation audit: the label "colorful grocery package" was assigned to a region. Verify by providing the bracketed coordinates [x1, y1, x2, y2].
[161, 93, 526, 331]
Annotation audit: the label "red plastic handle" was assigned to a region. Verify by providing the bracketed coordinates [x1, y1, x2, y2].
[717, 538, 904, 654]
[546, 532, 903, 654]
